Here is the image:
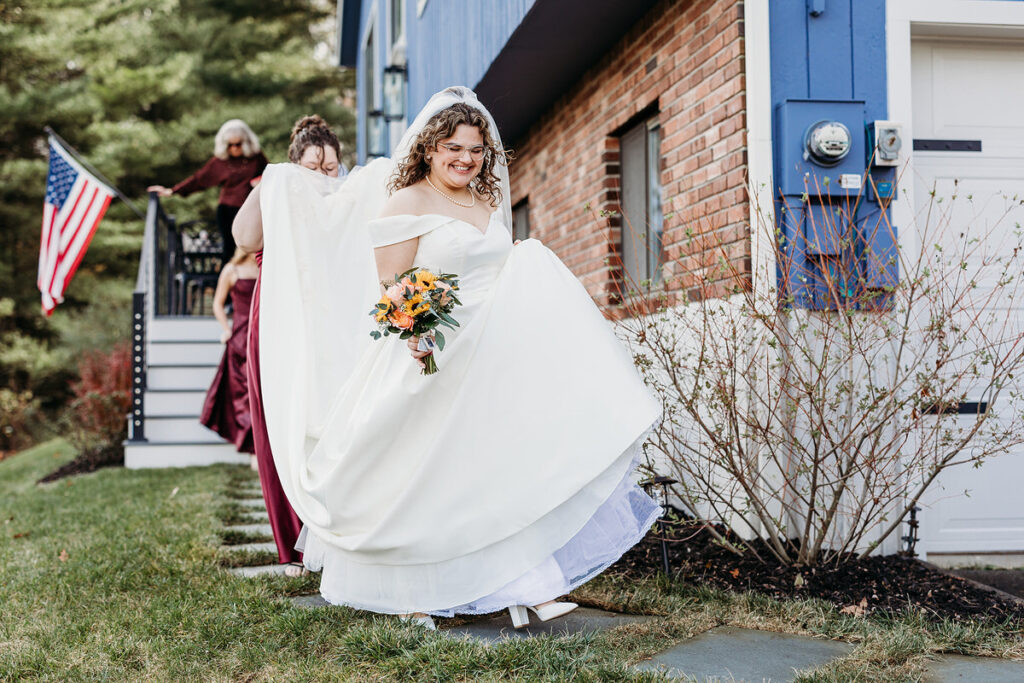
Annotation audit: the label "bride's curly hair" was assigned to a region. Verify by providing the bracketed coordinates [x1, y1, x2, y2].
[388, 103, 512, 207]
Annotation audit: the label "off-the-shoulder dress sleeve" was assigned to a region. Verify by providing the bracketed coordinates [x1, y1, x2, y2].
[368, 214, 454, 248]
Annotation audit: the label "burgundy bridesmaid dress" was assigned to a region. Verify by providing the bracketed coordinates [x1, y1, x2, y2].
[247, 251, 303, 564]
[200, 278, 256, 453]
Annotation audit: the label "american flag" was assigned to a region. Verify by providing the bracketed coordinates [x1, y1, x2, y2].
[38, 138, 114, 315]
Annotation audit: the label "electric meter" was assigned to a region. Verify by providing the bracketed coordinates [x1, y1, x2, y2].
[804, 120, 852, 166]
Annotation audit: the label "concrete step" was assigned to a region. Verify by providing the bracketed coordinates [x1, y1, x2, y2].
[241, 511, 269, 522]
[149, 316, 223, 342]
[149, 340, 224, 366]
[229, 564, 289, 577]
[144, 415, 224, 442]
[222, 541, 276, 553]
[147, 364, 217, 391]
[290, 595, 329, 608]
[144, 390, 208, 415]
[235, 498, 266, 509]
[224, 523, 273, 536]
[124, 441, 249, 469]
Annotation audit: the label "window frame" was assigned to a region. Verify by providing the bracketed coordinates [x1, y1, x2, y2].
[617, 113, 664, 289]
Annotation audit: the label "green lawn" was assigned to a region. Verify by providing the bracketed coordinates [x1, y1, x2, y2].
[1, 440, 1021, 681]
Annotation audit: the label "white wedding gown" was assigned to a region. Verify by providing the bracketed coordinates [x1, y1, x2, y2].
[259, 163, 660, 616]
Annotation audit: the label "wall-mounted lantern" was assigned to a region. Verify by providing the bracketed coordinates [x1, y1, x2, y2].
[383, 64, 408, 121]
[367, 109, 387, 158]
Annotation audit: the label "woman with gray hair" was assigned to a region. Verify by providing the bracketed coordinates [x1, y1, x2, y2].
[148, 119, 268, 262]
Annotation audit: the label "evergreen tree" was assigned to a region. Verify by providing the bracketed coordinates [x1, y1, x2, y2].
[0, 0, 354, 425]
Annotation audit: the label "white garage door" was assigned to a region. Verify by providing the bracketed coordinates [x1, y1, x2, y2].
[911, 38, 1024, 557]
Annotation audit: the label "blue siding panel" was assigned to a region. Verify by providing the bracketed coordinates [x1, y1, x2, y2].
[850, 0, 888, 122]
[769, 1, 809, 103]
[407, 0, 536, 114]
[806, 0, 854, 99]
[352, 0, 535, 160]
[769, 0, 891, 309]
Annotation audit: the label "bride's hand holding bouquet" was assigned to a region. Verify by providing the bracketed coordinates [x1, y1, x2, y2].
[370, 268, 461, 374]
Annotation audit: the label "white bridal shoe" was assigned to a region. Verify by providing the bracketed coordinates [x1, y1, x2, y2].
[399, 614, 436, 630]
[508, 601, 578, 629]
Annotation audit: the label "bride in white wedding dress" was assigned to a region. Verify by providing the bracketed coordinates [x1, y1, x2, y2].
[255, 87, 660, 629]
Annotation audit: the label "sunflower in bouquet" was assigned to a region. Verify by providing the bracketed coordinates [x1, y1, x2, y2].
[370, 268, 462, 375]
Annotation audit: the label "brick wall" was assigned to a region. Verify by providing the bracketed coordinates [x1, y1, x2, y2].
[508, 0, 749, 307]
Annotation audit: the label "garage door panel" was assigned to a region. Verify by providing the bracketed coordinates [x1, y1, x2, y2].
[912, 38, 1024, 556]
[916, 41, 1024, 156]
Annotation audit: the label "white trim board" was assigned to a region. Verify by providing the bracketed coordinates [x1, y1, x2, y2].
[742, 0, 776, 300]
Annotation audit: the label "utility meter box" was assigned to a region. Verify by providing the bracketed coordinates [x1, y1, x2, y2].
[776, 99, 867, 197]
[868, 120, 903, 167]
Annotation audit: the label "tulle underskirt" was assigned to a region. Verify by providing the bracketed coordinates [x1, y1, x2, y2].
[296, 447, 660, 616]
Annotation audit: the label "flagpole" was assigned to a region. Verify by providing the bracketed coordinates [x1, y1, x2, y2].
[43, 126, 146, 220]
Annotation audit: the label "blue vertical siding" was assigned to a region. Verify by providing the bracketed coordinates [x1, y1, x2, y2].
[769, 0, 887, 128]
[407, 0, 536, 114]
[353, 0, 536, 161]
[769, 0, 891, 308]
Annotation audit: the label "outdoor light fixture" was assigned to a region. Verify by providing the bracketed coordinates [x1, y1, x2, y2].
[383, 64, 407, 121]
[640, 475, 679, 576]
[367, 109, 387, 157]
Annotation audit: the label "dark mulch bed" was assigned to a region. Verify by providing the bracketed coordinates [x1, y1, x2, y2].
[37, 444, 123, 483]
[609, 511, 1024, 624]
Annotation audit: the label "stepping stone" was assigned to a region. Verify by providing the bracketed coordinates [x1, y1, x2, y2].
[221, 541, 276, 553]
[229, 564, 289, 577]
[290, 594, 330, 609]
[236, 498, 266, 509]
[242, 510, 269, 522]
[924, 654, 1024, 682]
[224, 523, 273, 536]
[442, 607, 652, 644]
[634, 626, 854, 682]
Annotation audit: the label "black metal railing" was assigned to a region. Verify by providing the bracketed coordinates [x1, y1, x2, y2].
[150, 198, 223, 317]
[127, 194, 224, 442]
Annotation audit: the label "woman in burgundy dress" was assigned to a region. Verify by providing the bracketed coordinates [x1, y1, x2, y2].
[235, 115, 346, 576]
[200, 249, 259, 462]
[147, 119, 267, 264]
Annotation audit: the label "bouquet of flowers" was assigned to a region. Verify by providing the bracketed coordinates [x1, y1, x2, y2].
[370, 268, 462, 375]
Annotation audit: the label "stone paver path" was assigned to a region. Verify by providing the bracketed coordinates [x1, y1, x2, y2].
[635, 626, 854, 682]
[224, 541, 276, 553]
[923, 654, 1024, 682]
[442, 607, 652, 644]
[229, 563, 290, 577]
[222, 469, 1023, 680]
[225, 522, 273, 537]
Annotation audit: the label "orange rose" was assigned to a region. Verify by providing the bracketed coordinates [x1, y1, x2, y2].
[389, 310, 415, 330]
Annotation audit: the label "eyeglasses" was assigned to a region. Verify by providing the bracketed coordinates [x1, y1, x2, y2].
[437, 142, 486, 160]
[227, 141, 244, 149]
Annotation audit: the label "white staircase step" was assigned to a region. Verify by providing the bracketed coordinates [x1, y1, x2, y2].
[124, 441, 249, 469]
[149, 340, 224, 365]
[147, 364, 217, 390]
[149, 316, 223, 341]
[144, 416, 224, 442]
[145, 390, 208, 415]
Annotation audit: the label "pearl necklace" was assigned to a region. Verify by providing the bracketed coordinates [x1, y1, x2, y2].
[426, 175, 475, 208]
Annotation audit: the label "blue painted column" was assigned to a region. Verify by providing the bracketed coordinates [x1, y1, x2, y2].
[769, 0, 897, 308]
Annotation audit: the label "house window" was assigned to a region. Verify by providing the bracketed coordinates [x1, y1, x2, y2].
[512, 200, 530, 242]
[619, 116, 664, 287]
[390, 0, 405, 51]
[363, 19, 384, 158]
[364, 26, 376, 110]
